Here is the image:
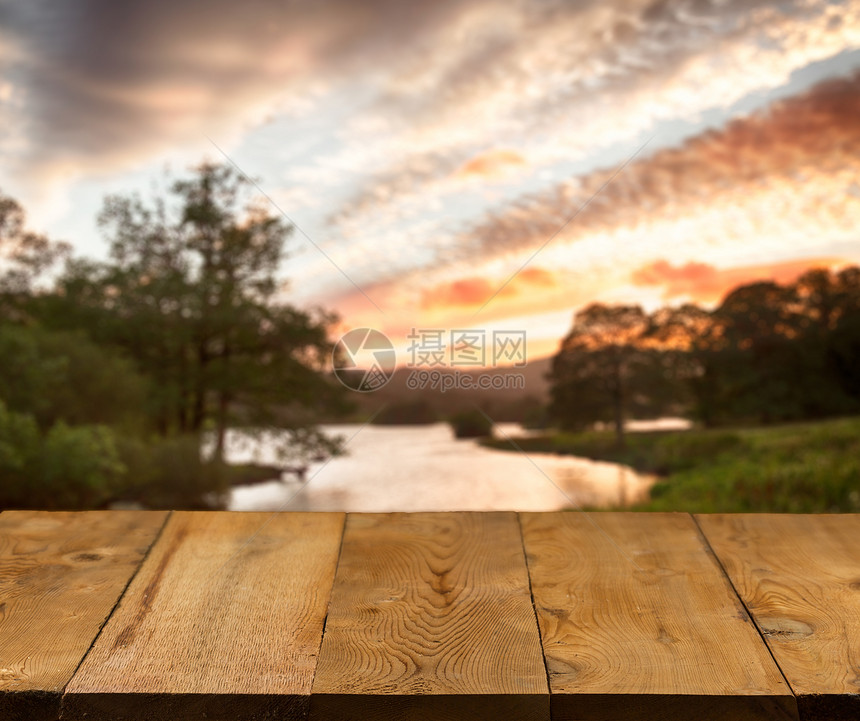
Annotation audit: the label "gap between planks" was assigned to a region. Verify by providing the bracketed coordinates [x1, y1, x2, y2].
[62, 510, 174, 690]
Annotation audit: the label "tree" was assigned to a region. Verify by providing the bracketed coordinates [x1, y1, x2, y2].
[57, 163, 347, 461]
[551, 304, 659, 445]
[0, 192, 70, 322]
[550, 267, 860, 438]
[0, 180, 347, 510]
[828, 267, 860, 402]
[549, 302, 709, 443]
[0, 325, 149, 433]
[693, 274, 860, 425]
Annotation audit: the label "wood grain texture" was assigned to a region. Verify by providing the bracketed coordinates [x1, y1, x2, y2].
[520, 512, 798, 721]
[310, 512, 549, 721]
[62, 511, 345, 721]
[698, 514, 860, 721]
[0, 510, 167, 721]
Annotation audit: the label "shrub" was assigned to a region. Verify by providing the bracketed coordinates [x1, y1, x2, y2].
[0, 401, 125, 509]
[449, 410, 493, 439]
[115, 434, 230, 509]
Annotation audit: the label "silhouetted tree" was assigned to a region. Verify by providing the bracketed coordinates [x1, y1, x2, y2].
[692, 271, 860, 425]
[549, 304, 682, 445]
[549, 268, 860, 435]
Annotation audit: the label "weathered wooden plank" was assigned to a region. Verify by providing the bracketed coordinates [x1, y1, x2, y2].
[310, 512, 549, 721]
[0, 510, 167, 721]
[63, 511, 345, 721]
[520, 512, 798, 721]
[698, 514, 860, 721]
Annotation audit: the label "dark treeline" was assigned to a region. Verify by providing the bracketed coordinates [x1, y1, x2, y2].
[0, 164, 347, 510]
[549, 267, 860, 444]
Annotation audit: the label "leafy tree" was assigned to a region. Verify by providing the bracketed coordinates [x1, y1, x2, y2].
[0, 178, 347, 510]
[546, 267, 860, 439]
[55, 163, 347, 461]
[693, 272, 860, 425]
[691, 281, 804, 425]
[0, 325, 149, 433]
[0, 192, 70, 321]
[549, 304, 680, 445]
[829, 267, 860, 401]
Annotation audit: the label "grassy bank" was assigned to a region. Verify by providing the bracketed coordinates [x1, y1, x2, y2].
[483, 417, 860, 512]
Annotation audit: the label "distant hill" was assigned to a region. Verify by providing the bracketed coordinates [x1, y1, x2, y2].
[337, 355, 553, 423]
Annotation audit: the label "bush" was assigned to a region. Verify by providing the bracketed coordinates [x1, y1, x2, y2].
[38, 422, 126, 507]
[449, 410, 493, 439]
[115, 434, 230, 509]
[0, 401, 125, 509]
[481, 417, 860, 513]
[0, 401, 228, 510]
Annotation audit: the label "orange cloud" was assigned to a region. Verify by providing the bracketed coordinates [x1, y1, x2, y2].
[421, 277, 499, 309]
[632, 257, 848, 304]
[420, 266, 558, 310]
[467, 72, 860, 258]
[454, 149, 526, 180]
[518, 266, 556, 286]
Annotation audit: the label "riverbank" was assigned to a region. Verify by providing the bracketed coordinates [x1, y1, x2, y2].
[482, 417, 860, 512]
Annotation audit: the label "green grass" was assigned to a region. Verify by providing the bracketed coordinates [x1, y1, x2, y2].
[483, 417, 860, 513]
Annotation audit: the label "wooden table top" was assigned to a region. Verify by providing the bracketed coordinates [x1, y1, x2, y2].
[1, 511, 858, 720]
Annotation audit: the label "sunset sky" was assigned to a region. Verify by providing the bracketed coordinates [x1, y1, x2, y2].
[2, 0, 860, 362]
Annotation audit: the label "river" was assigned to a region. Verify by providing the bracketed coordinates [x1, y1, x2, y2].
[225, 423, 655, 512]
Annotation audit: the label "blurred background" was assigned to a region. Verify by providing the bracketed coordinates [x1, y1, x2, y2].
[1, 0, 859, 513]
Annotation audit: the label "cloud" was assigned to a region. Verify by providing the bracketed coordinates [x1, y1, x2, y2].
[325, 0, 860, 235]
[462, 70, 860, 261]
[517, 267, 556, 286]
[0, 0, 475, 180]
[632, 257, 849, 304]
[329, 70, 860, 338]
[4, 0, 860, 327]
[419, 265, 559, 310]
[6, 0, 856, 204]
[454, 149, 527, 181]
[422, 277, 499, 309]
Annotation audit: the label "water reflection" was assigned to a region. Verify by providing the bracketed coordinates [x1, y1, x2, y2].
[227, 423, 653, 512]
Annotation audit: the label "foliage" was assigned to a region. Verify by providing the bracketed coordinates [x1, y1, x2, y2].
[549, 303, 693, 443]
[549, 267, 860, 438]
[0, 325, 149, 433]
[113, 434, 231, 509]
[49, 164, 347, 456]
[449, 409, 493, 439]
[0, 170, 347, 509]
[485, 418, 860, 513]
[0, 400, 233, 511]
[0, 194, 70, 320]
[0, 401, 126, 509]
[215, 425, 345, 468]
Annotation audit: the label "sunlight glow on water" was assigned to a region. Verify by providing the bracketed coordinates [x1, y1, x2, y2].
[226, 423, 653, 512]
